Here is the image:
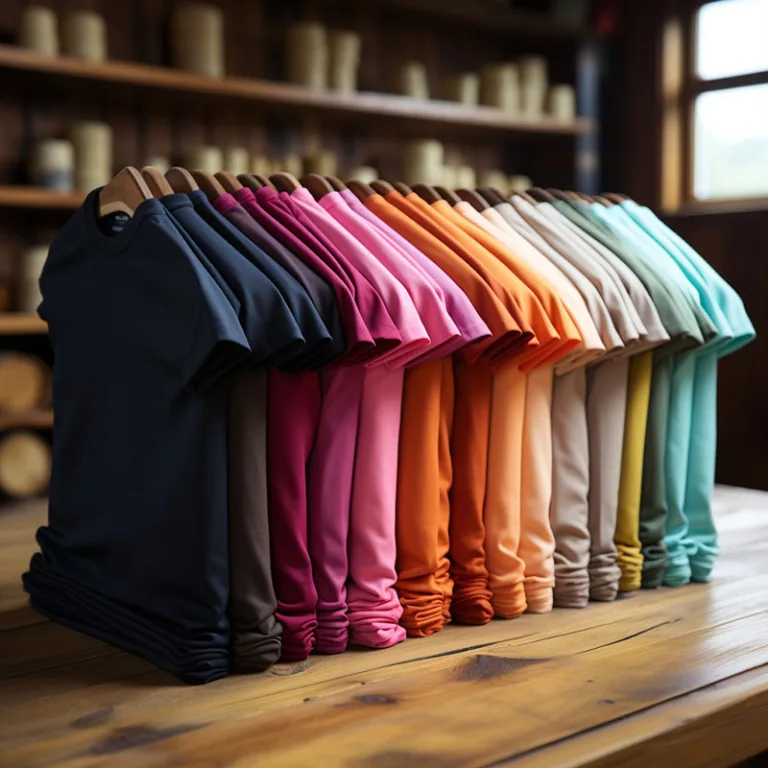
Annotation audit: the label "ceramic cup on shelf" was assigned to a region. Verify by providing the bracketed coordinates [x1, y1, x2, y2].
[18, 246, 49, 314]
[304, 151, 338, 177]
[286, 22, 328, 91]
[403, 139, 444, 185]
[250, 155, 273, 177]
[478, 168, 511, 195]
[280, 153, 304, 179]
[70, 122, 112, 191]
[31, 139, 74, 191]
[444, 73, 480, 106]
[480, 63, 520, 113]
[347, 165, 378, 184]
[509, 174, 533, 194]
[397, 61, 430, 100]
[455, 165, 477, 189]
[19, 6, 59, 56]
[144, 155, 171, 174]
[187, 146, 223, 175]
[171, 3, 225, 77]
[62, 11, 107, 61]
[329, 30, 361, 93]
[223, 147, 250, 175]
[548, 84, 577, 121]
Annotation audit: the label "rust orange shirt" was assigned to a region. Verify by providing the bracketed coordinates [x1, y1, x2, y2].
[434, 200, 582, 370]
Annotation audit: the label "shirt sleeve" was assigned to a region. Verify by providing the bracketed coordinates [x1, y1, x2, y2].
[178, 240, 252, 394]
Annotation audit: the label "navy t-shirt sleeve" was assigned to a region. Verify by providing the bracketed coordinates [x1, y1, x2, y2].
[180, 259, 254, 393]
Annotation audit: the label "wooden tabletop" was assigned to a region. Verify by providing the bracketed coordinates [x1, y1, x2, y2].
[2, 486, 768, 768]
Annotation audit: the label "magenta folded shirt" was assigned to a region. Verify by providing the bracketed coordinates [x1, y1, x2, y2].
[255, 187, 403, 364]
[216, 189, 375, 365]
[340, 189, 491, 353]
[291, 189, 430, 369]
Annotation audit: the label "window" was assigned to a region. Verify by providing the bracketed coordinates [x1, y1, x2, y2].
[662, 0, 768, 208]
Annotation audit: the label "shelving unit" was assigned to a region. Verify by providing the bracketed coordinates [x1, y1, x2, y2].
[0, 314, 47, 336]
[0, 46, 593, 138]
[0, 186, 83, 210]
[0, 409, 53, 431]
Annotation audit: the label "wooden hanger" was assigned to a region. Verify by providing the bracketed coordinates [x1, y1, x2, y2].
[214, 171, 243, 194]
[270, 172, 302, 193]
[456, 188, 489, 211]
[371, 180, 395, 196]
[435, 186, 462, 205]
[237, 174, 266, 191]
[347, 180, 377, 202]
[411, 183, 441, 204]
[191, 170, 226, 200]
[141, 166, 174, 197]
[477, 187, 507, 206]
[527, 187, 559, 203]
[393, 182, 411, 196]
[165, 167, 199, 194]
[593, 194, 614, 206]
[301, 173, 335, 201]
[98, 167, 153, 217]
[602, 192, 628, 204]
[326, 175, 347, 192]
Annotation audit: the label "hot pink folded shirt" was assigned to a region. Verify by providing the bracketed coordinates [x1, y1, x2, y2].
[340, 189, 492, 355]
[321, 191, 462, 367]
[290, 188, 430, 368]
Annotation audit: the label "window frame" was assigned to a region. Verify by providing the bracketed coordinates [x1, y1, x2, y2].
[661, 0, 768, 213]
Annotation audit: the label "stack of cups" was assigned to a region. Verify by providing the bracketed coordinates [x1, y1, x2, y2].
[188, 146, 223, 174]
[62, 11, 107, 61]
[145, 155, 171, 174]
[304, 151, 338, 176]
[70, 122, 112, 191]
[519, 56, 548, 119]
[171, 3, 225, 77]
[223, 147, 250, 174]
[509, 174, 533, 194]
[444, 73, 480, 106]
[18, 246, 49, 314]
[398, 61, 430, 100]
[329, 31, 361, 93]
[19, 6, 59, 56]
[403, 139, 444, 186]
[455, 165, 477, 189]
[548, 84, 577, 121]
[347, 165, 378, 184]
[286, 23, 328, 91]
[478, 169, 511, 195]
[251, 155, 274, 177]
[480, 64, 519, 113]
[31, 139, 74, 191]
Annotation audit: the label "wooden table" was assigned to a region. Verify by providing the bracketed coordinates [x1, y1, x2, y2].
[2, 486, 768, 768]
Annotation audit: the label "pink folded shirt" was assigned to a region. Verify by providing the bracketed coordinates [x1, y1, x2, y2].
[321, 191, 462, 367]
[340, 190, 491, 355]
[290, 188, 430, 368]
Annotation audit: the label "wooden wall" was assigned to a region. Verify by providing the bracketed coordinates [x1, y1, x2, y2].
[608, 0, 768, 490]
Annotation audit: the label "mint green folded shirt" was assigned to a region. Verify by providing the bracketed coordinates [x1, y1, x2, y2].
[619, 201, 755, 583]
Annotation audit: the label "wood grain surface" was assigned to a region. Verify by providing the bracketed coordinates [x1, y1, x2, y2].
[1, 485, 767, 767]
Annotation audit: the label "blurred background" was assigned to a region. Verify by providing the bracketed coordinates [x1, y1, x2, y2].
[0, 0, 763, 505]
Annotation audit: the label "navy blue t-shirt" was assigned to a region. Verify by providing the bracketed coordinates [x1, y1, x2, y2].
[160, 194, 311, 371]
[190, 191, 346, 369]
[23, 190, 266, 684]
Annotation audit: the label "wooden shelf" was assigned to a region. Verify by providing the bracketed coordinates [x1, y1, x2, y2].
[0, 314, 47, 335]
[0, 187, 83, 209]
[0, 409, 53, 431]
[0, 46, 594, 137]
[322, 0, 601, 40]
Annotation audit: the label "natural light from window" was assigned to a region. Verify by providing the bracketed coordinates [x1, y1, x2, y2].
[693, 0, 768, 200]
[697, 0, 768, 79]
